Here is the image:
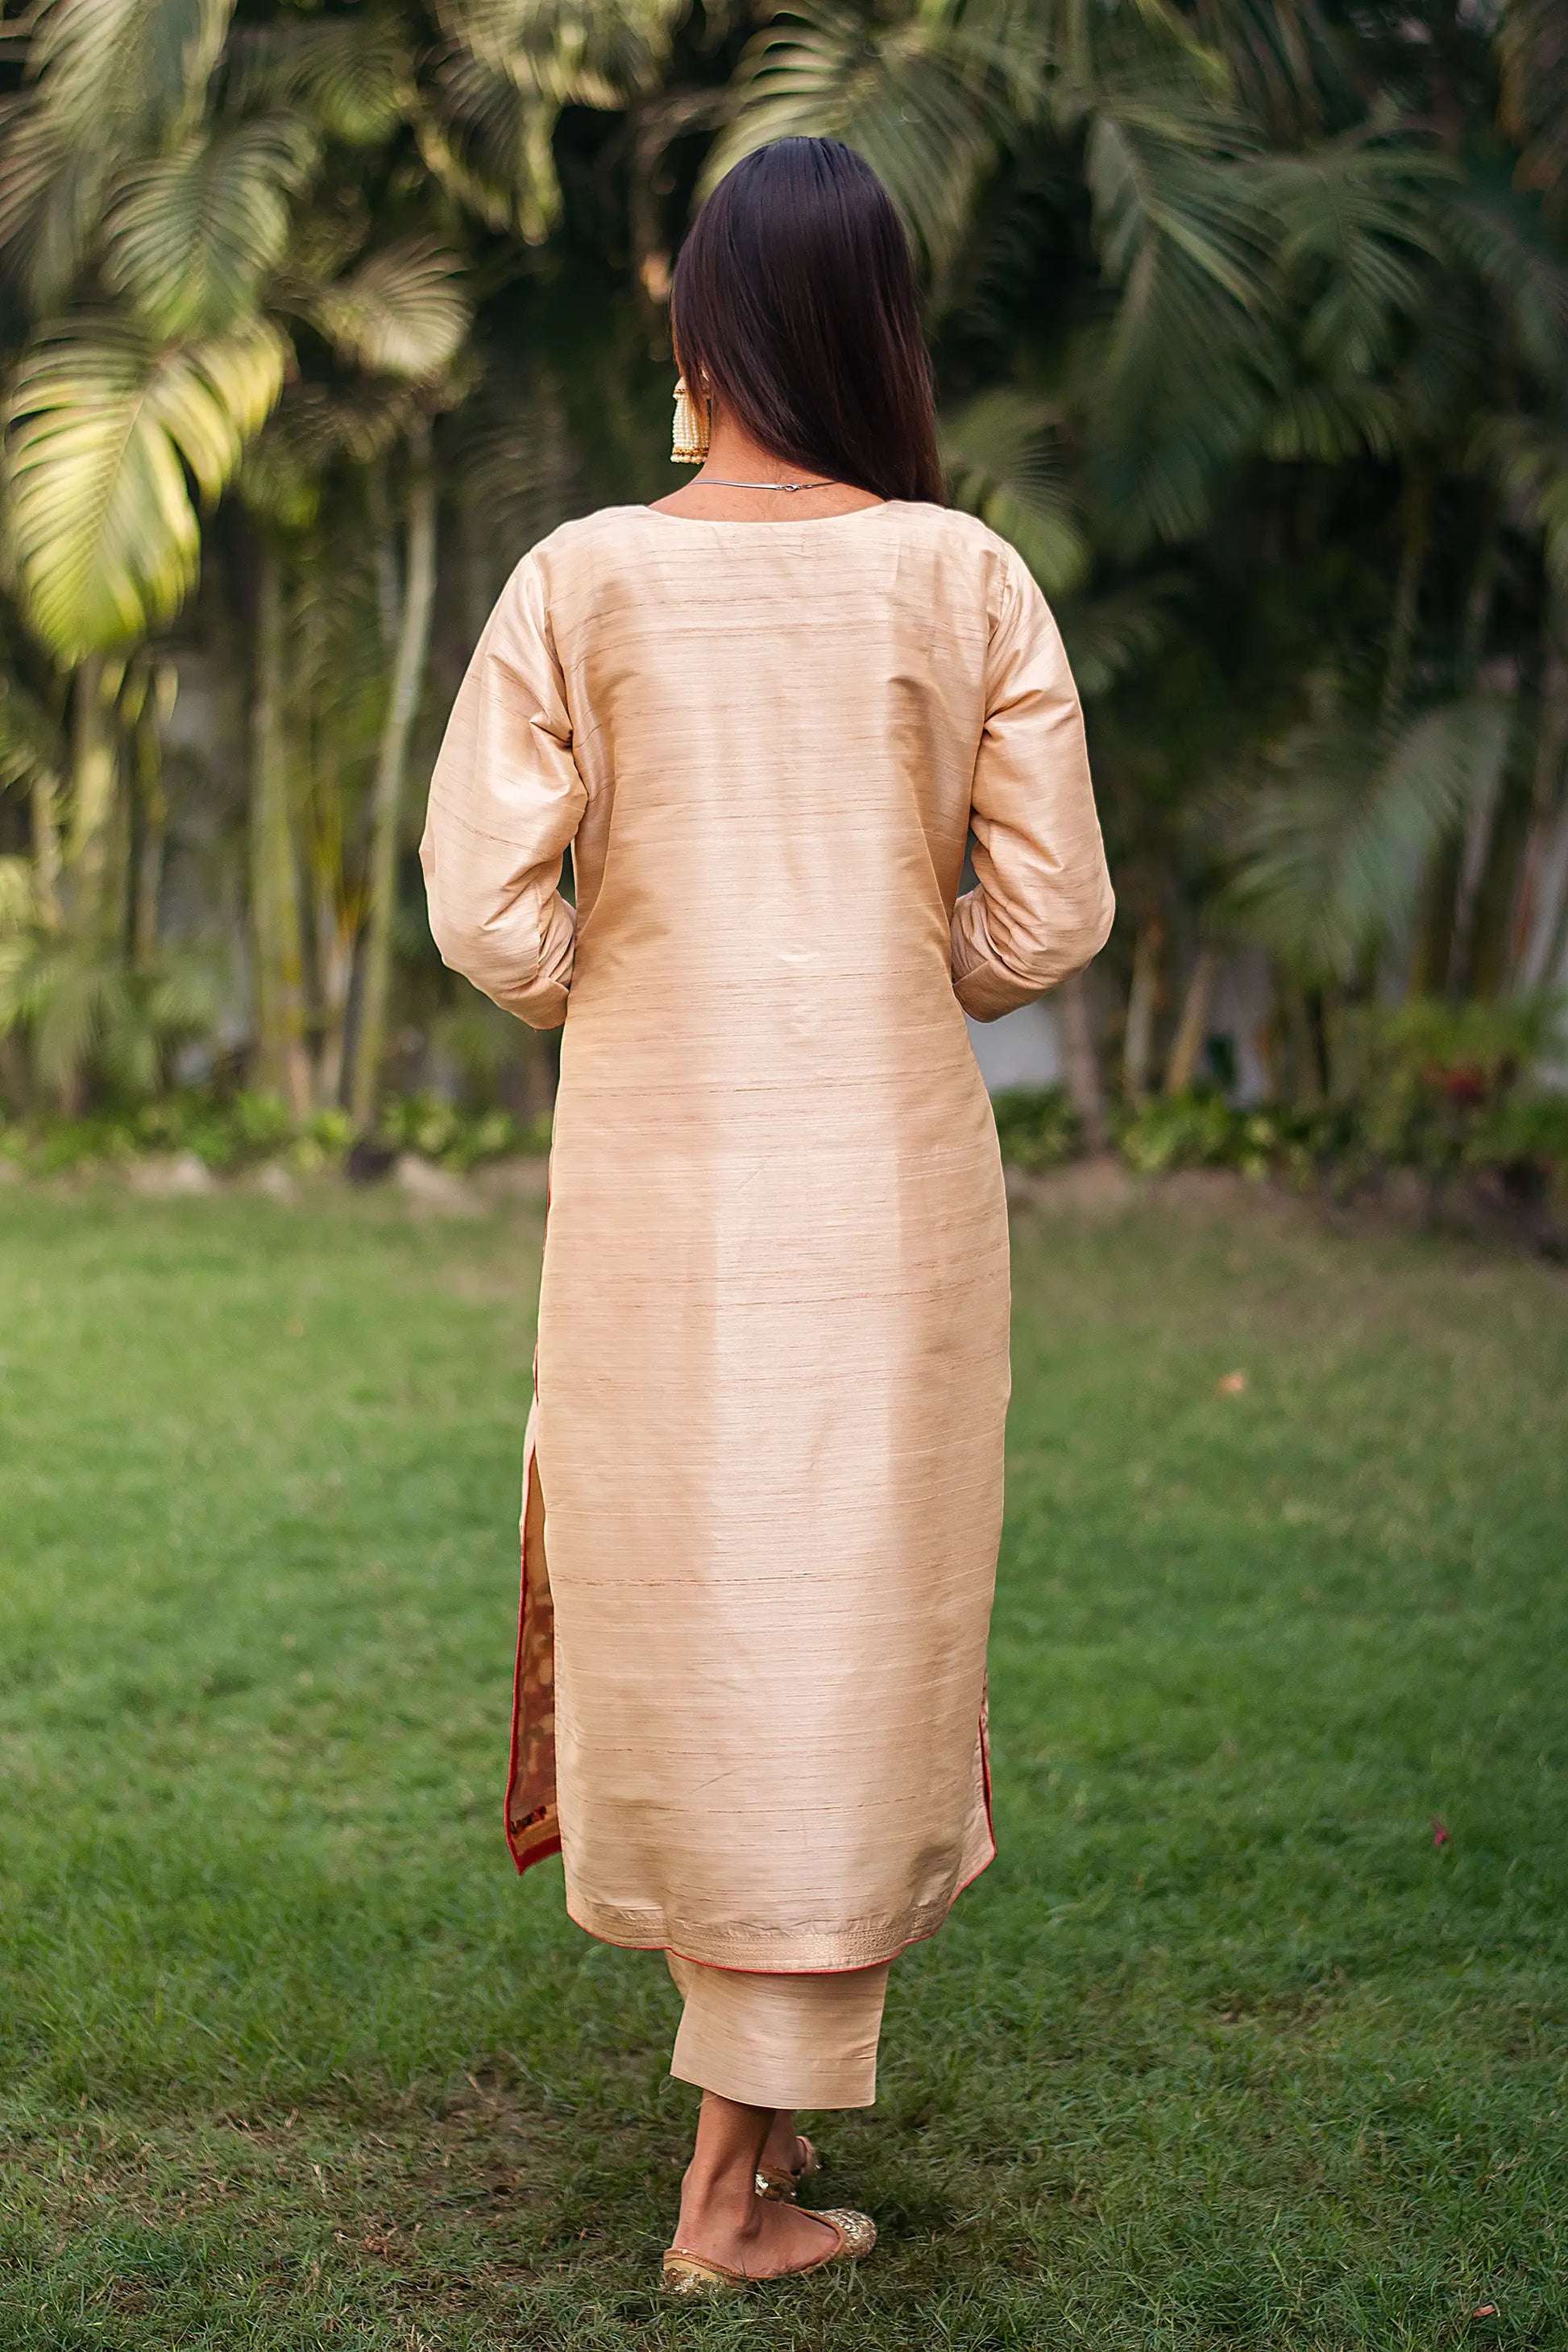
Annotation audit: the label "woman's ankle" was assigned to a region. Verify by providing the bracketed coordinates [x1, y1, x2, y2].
[759, 2111, 803, 2170]
[678, 2157, 763, 2242]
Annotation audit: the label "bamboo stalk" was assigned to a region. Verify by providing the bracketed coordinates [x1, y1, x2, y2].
[1122, 919, 1161, 1105]
[1508, 584, 1568, 993]
[30, 764, 62, 934]
[1056, 970, 1109, 1153]
[250, 536, 314, 1119]
[66, 655, 118, 940]
[1164, 948, 1221, 1095]
[131, 705, 166, 972]
[350, 417, 438, 1132]
[1378, 469, 1431, 745]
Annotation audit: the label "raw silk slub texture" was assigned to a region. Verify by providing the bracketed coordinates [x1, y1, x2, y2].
[421, 501, 1114, 1975]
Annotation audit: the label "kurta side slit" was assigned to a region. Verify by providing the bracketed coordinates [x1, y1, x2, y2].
[504, 1410, 560, 1874]
[423, 500, 1113, 2101]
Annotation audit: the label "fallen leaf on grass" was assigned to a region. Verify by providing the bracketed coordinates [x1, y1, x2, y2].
[1432, 1815, 1450, 1846]
[1473, 2305, 1497, 2319]
[1216, 1370, 1247, 1396]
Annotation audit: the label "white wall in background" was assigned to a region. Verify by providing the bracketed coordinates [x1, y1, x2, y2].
[966, 1001, 1063, 1093]
[1208, 949, 1274, 1104]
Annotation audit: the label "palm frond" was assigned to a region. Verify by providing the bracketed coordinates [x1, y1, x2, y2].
[102, 116, 320, 339]
[940, 387, 1089, 595]
[440, 0, 680, 104]
[1398, 280, 1502, 444]
[420, 0, 682, 239]
[0, 670, 64, 796]
[230, 11, 413, 145]
[1437, 178, 1568, 387]
[0, 857, 34, 935]
[239, 377, 424, 525]
[1217, 691, 1514, 977]
[1471, 412, 1568, 587]
[302, 239, 471, 383]
[1498, 0, 1568, 222]
[0, 930, 222, 1100]
[1088, 96, 1267, 305]
[1263, 378, 1403, 462]
[4, 315, 288, 658]
[1262, 131, 1450, 377]
[1189, 0, 1346, 142]
[706, 1, 1023, 273]
[1082, 94, 1283, 545]
[450, 370, 579, 569]
[28, 0, 235, 142]
[422, 54, 564, 243]
[1056, 575, 1184, 698]
[0, 95, 112, 312]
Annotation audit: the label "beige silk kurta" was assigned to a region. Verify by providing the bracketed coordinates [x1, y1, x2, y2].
[421, 500, 1114, 1973]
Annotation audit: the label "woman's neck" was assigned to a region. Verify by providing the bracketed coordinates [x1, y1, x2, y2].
[651, 400, 885, 522]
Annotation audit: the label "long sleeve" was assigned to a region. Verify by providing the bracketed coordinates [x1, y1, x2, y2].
[420, 554, 587, 1030]
[950, 555, 1114, 1022]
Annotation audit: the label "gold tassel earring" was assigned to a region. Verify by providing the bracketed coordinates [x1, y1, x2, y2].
[670, 376, 709, 465]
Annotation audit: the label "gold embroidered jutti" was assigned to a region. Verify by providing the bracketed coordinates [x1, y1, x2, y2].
[421, 502, 1114, 1974]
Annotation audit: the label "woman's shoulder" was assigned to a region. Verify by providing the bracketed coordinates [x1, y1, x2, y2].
[483, 509, 662, 637]
[907, 504, 1040, 589]
[508, 504, 660, 574]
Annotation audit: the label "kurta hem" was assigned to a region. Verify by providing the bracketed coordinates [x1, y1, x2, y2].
[561, 1832, 997, 1976]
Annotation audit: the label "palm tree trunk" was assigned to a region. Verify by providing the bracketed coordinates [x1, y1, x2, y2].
[367, 457, 401, 652]
[249, 536, 313, 1118]
[31, 765, 63, 933]
[1508, 584, 1568, 993]
[66, 655, 118, 939]
[1512, 807, 1568, 993]
[295, 550, 355, 1110]
[131, 709, 166, 971]
[1447, 762, 1507, 998]
[1164, 948, 1221, 1094]
[1459, 507, 1500, 680]
[1444, 512, 1509, 995]
[351, 417, 438, 1133]
[1122, 919, 1161, 1105]
[1056, 970, 1109, 1152]
[458, 485, 492, 655]
[1378, 468, 1431, 744]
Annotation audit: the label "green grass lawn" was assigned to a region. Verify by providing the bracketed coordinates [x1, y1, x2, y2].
[1, 1180, 1565, 2351]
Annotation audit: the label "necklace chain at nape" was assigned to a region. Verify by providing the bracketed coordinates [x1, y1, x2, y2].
[697, 477, 836, 493]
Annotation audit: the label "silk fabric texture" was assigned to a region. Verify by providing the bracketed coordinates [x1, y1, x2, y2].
[666, 1954, 891, 2109]
[421, 502, 1114, 1975]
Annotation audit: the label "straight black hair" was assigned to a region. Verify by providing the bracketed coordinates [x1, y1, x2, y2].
[670, 138, 944, 506]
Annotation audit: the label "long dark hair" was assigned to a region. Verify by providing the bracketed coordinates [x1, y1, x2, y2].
[670, 138, 944, 506]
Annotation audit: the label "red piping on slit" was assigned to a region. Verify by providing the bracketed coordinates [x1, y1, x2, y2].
[504, 1151, 562, 1877]
[502, 1446, 562, 1877]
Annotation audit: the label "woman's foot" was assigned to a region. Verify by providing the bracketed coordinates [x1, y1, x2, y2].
[672, 2092, 844, 2278]
[757, 2109, 815, 2191]
[675, 2174, 847, 2276]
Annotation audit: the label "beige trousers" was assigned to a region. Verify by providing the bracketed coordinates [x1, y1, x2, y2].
[666, 1952, 891, 2109]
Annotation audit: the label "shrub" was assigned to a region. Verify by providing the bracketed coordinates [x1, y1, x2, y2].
[376, 1093, 551, 1171]
[0, 1089, 550, 1179]
[990, 1086, 1082, 1171]
[1117, 1091, 1245, 1176]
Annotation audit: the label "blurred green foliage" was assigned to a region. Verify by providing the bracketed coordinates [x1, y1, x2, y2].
[0, 1089, 551, 1177]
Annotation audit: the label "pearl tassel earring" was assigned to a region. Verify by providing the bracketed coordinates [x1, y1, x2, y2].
[670, 376, 709, 465]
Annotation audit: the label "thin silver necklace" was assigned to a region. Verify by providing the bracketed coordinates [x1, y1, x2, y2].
[698, 477, 836, 492]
